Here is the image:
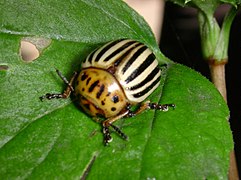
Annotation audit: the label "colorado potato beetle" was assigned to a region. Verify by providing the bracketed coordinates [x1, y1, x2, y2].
[40, 39, 175, 145]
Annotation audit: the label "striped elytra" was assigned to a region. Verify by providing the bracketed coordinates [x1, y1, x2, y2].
[80, 39, 161, 105]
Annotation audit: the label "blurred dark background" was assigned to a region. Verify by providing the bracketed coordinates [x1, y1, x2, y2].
[160, 2, 241, 175]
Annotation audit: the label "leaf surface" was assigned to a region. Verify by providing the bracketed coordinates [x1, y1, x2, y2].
[0, 0, 233, 179]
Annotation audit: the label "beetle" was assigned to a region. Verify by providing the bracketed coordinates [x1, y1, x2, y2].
[40, 39, 175, 145]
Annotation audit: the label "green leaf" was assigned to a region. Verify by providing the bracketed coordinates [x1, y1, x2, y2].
[0, 0, 233, 179]
[0, 0, 170, 64]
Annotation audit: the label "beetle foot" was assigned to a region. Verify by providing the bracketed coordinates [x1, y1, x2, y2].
[102, 124, 128, 145]
[40, 92, 70, 101]
[148, 103, 175, 112]
[103, 126, 112, 146]
[39, 93, 64, 101]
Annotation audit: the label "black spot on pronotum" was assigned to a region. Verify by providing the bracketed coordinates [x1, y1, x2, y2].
[101, 101, 105, 105]
[112, 95, 119, 103]
[96, 84, 105, 99]
[111, 107, 116, 111]
[86, 77, 91, 85]
[81, 73, 88, 81]
[88, 80, 99, 92]
[82, 88, 85, 91]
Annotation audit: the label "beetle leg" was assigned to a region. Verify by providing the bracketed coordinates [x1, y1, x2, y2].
[40, 70, 77, 101]
[148, 101, 175, 111]
[102, 110, 129, 145]
[126, 101, 175, 117]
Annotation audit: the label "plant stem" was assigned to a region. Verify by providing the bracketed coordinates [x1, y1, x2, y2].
[209, 63, 227, 100]
[209, 61, 239, 179]
[229, 152, 239, 180]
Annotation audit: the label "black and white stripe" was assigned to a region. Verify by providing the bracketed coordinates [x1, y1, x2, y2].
[82, 39, 161, 103]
